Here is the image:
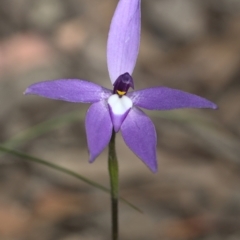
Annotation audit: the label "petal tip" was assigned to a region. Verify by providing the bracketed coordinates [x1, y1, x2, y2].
[89, 155, 96, 163]
[205, 101, 218, 110]
[150, 164, 158, 173]
[23, 87, 31, 95]
[88, 150, 99, 163]
[113, 125, 120, 133]
[146, 158, 158, 173]
[212, 103, 218, 110]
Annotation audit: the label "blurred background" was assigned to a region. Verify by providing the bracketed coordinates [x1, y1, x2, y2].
[0, 0, 240, 239]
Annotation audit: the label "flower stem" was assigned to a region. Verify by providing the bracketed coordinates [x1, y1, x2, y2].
[108, 130, 118, 240]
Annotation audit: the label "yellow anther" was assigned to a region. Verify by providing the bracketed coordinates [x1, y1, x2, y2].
[116, 90, 126, 96]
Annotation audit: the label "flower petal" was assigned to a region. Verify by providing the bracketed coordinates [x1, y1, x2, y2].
[128, 87, 218, 110]
[25, 79, 112, 103]
[85, 101, 113, 162]
[121, 107, 157, 172]
[107, 0, 141, 84]
[108, 94, 133, 132]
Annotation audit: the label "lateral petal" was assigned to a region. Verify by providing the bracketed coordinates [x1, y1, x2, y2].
[128, 87, 218, 110]
[107, 0, 141, 84]
[121, 107, 157, 172]
[85, 101, 113, 162]
[25, 79, 112, 103]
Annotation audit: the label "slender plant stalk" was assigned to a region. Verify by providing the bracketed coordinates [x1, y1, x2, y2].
[108, 130, 119, 240]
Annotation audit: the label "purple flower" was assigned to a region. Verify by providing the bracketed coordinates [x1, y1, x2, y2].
[24, 0, 217, 172]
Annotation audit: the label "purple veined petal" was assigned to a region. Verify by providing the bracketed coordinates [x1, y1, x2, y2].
[121, 107, 157, 172]
[107, 0, 141, 84]
[85, 100, 113, 162]
[128, 87, 218, 110]
[25, 79, 112, 103]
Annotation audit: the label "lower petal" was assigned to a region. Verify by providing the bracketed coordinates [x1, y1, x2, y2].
[121, 107, 158, 172]
[85, 101, 113, 162]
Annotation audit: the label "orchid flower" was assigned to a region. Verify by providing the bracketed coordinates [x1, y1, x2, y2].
[24, 0, 217, 173]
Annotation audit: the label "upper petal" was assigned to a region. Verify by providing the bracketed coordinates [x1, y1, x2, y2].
[128, 87, 218, 110]
[107, 0, 141, 84]
[121, 107, 157, 172]
[85, 101, 113, 162]
[25, 79, 112, 103]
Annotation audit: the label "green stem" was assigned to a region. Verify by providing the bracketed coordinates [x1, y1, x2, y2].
[108, 130, 119, 240]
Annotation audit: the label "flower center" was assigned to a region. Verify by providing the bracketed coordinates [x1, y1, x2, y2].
[107, 94, 133, 132]
[113, 72, 134, 97]
[108, 94, 133, 115]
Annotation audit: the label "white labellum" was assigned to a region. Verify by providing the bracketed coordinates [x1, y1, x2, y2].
[108, 94, 133, 115]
